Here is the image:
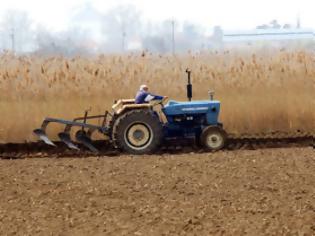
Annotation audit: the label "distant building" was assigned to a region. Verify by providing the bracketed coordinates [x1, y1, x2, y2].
[223, 28, 314, 43]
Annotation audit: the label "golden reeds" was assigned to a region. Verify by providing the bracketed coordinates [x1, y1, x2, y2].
[0, 50, 314, 143]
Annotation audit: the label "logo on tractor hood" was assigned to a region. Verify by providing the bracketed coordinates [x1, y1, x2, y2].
[181, 107, 209, 111]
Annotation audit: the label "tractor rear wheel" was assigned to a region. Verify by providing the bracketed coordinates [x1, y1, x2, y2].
[112, 109, 163, 154]
[200, 126, 227, 151]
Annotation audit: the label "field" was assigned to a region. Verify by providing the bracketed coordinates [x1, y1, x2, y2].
[0, 49, 315, 143]
[0, 147, 315, 235]
[1, 50, 315, 235]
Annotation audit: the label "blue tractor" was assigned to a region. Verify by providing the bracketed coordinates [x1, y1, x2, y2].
[34, 70, 227, 154]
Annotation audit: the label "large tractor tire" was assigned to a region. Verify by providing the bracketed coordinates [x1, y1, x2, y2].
[112, 109, 163, 154]
[200, 125, 227, 151]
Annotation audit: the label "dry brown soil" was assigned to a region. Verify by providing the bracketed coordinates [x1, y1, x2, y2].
[0, 147, 315, 235]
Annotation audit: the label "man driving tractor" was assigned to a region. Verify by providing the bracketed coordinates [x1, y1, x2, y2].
[135, 85, 167, 104]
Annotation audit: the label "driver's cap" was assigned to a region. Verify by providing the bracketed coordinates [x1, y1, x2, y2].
[140, 84, 148, 90]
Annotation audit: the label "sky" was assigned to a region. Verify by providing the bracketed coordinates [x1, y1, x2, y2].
[0, 0, 315, 31]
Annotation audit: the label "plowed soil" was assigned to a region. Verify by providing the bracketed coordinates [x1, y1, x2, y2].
[1, 147, 315, 235]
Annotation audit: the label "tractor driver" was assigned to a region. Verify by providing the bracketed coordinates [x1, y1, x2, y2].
[135, 85, 167, 104]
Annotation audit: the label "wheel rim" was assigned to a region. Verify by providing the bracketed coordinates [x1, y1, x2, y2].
[125, 123, 153, 150]
[206, 133, 223, 149]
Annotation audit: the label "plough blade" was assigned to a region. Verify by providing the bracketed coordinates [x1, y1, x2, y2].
[33, 129, 56, 146]
[75, 131, 99, 153]
[58, 132, 79, 150]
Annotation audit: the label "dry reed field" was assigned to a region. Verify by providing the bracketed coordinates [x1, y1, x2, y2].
[0, 49, 315, 143]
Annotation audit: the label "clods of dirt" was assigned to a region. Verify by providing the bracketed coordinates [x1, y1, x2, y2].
[0, 147, 315, 235]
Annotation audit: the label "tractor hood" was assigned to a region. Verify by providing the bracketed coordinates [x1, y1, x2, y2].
[163, 100, 220, 116]
[162, 100, 221, 125]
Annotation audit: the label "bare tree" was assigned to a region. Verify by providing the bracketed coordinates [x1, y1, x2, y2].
[101, 5, 142, 52]
[35, 27, 92, 56]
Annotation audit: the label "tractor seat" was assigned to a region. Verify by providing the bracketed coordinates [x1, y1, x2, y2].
[112, 99, 152, 115]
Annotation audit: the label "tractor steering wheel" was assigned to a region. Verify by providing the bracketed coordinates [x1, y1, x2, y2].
[151, 96, 169, 108]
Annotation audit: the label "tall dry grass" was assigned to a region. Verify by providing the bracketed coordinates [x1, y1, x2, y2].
[0, 50, 315, 143]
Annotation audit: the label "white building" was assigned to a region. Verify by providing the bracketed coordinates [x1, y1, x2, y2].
[223, 28, 314, 43]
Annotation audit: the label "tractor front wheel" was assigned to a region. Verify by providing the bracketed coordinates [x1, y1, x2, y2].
[200, 126, 227, 151]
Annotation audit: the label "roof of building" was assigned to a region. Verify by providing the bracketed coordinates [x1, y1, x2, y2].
[223, 28, 314, 42]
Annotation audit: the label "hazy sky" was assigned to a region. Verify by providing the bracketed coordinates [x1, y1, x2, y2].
[0, 0, 314, 31]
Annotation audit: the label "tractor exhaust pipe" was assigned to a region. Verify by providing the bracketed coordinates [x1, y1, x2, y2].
[186, 69, 192, 102]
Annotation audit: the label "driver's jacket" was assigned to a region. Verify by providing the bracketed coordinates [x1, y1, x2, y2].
[135, 90, 163, 104]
